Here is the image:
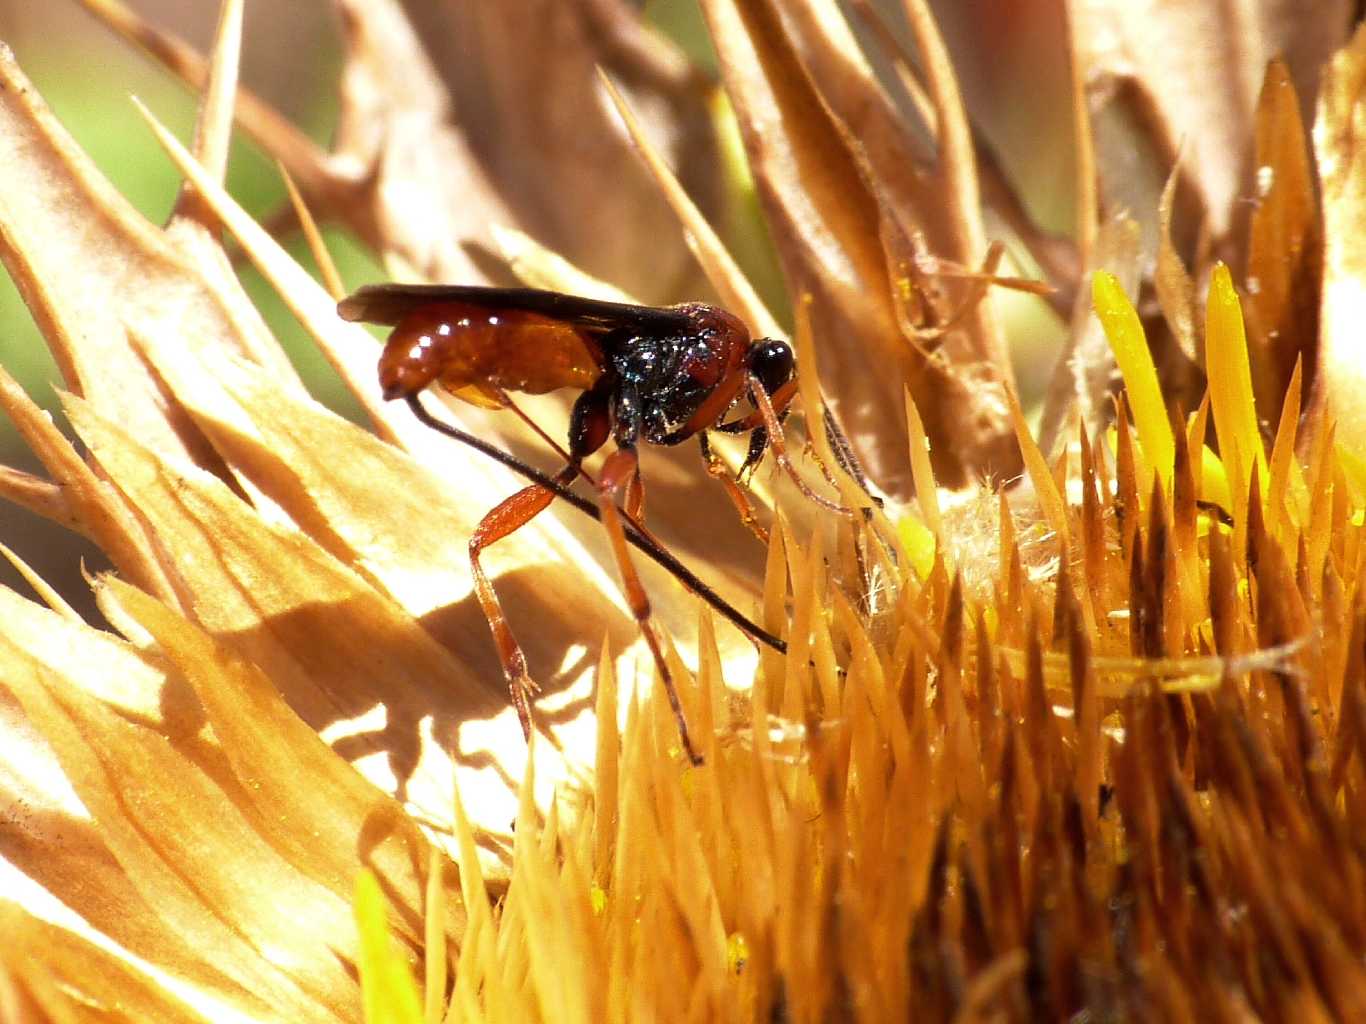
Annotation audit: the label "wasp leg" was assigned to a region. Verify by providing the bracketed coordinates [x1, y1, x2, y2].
[698, 431, 769, 544]
[596, 446, 703, 766]
[469, 464, 581, 739]
[736, 424, 772, 484]
[404, 393, 788, 655]
[624, 466, 646, 523]
[469, 382, 614, 740]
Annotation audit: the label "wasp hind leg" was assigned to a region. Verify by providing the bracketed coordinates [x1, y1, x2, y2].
[468, 464, 582, 740]
[468, 382, 613, 742]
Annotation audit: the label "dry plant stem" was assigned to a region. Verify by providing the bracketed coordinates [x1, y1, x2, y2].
[0, 466, 80, 535]
[850, 0, 1079, 310]
[278, 162, 346, 301]
[171, 0, 234, 211]
[0, 541, 80, 620]
[0, 371, 172, 603]
[898, 0, 993, 306]
[599, 70, 783, 340]
[1062, 0, 1098, 267]
[905, 242, 1009, 343]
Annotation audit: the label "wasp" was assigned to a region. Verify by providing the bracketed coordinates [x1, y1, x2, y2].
[338, 284, 850, 764]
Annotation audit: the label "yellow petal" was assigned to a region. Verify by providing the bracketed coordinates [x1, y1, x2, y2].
[1092, 270, 1174, 488]
[354, 871, 424, 1024]
[1205, 263, 1267, 523]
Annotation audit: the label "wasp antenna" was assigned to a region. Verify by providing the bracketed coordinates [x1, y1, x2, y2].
[822, 406, 883, 508]
[747, 376, 855, 518]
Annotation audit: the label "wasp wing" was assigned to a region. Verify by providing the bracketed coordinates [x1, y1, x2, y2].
[337, 284, 694, 335]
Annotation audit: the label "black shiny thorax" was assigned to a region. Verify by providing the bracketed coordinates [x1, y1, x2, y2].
[607, 328, 721, 444]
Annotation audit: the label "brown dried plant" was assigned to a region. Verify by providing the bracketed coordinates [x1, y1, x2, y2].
[2, 1, 1366, 1021]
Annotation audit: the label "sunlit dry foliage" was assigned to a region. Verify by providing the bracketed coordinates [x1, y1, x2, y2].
[1, 1, 1366, 1021]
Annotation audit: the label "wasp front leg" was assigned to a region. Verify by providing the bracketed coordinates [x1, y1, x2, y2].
[698, 431, 769, 544]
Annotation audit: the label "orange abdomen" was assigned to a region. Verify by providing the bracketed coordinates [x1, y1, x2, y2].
[378, 302, 604, 404]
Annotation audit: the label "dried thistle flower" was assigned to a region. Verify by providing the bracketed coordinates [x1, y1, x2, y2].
[2, 1, 1366, 1021]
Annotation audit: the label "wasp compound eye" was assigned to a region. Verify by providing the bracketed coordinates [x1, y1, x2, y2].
[747, 339, 795, 397]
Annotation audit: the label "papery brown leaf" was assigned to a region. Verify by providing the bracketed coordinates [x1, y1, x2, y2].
[0, 903, 212, 1024]
[328, 0, 514, 284]
[0, 570, 453, 1018]
[0, 44, 277, 473]
[1245, 59, 1321, 425]
[702, 0, 914, 494]
[0, 782, 243, 1018]
[1072, 0, 1352, 250]
[0, 583, 170, 719]
[100, 577, 458, 944]
[392, 0, 719, 302]
[762, 0, 943, 227]
[0, 601, 175, 974]
[700, 0, 1018, 495]
[0, 621, 359, 1023]
[779, 0, 1021, 422]
[848, 0, 1081, 310]
[1313, 23, 1366, 456]
[60, 391, 558, 850]
[0, 366, 173, 602]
